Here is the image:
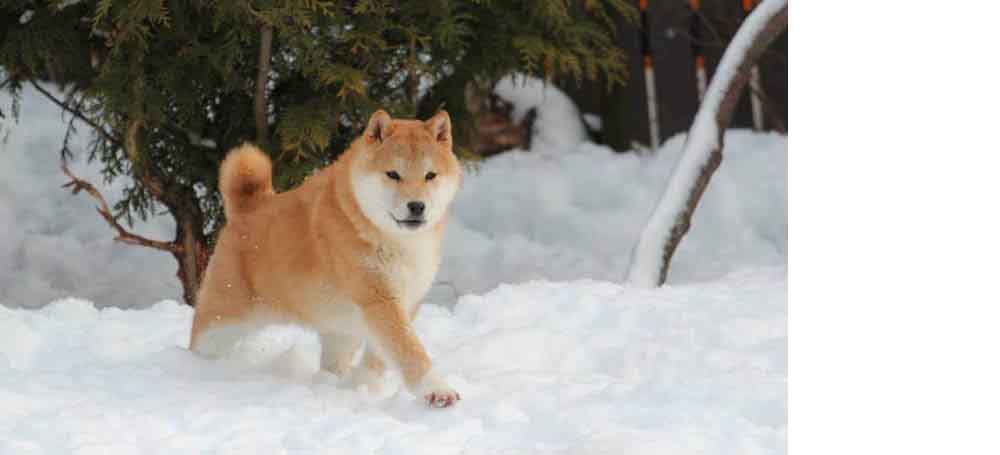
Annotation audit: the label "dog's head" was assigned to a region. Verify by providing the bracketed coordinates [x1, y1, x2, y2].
[350, 109, 462, 236]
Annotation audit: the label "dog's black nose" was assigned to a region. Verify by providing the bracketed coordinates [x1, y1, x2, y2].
[407, 201, 425, 217]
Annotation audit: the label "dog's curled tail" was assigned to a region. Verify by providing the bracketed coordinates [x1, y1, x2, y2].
[219, 143, 274, 218]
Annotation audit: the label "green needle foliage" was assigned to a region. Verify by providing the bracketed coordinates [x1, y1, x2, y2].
[0, 0, 633, 304]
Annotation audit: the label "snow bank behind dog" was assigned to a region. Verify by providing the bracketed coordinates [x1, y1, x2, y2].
[2, 85, 785, 309]
[437, 130, 786, 302]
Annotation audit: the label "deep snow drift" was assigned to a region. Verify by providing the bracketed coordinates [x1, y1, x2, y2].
[0, 266, 786, 454]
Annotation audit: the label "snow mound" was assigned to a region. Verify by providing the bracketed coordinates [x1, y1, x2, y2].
[0, 268, 786, 454]
[2, 86, 785, 309]
[437, 130, 786, 301]
[493, 74, 586, 154]
[0, 88, 177, 309]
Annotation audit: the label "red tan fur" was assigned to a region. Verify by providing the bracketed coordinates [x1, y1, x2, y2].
[190, 110, 462, 408]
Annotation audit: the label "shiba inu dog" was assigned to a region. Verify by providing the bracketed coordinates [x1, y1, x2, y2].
[190, 110, 462, 408]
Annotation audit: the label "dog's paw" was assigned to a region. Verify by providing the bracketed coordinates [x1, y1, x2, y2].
[417, 373, 461, 408]
[425, 388, 461, 408]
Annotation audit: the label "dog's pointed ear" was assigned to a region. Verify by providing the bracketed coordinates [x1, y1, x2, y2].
[365, 110, 392, 144]
[425, 110, 451, 144]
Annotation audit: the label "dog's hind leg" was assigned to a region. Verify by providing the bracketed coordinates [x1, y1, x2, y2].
[319, 331, 362, 377]
[192, 315, 321, 378]
[191, 277, 320, 378]
[343, 345, 387, 393]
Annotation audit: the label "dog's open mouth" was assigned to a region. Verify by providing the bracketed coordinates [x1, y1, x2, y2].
[394, 217, 426, 230]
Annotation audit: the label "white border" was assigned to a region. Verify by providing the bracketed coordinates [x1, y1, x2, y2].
[792, 2, 1000, 453]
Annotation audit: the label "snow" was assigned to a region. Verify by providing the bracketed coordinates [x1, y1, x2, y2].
[2, 86, 785, 309]
[626, 0, 787, 288]
[0, 267, 786, 454]
[581, 112, 602, 131]
[0, 89, 178, 309]
[440, 130, 786, 299]
[186, 130, 218, 149]
[493, 74, 586, 154]
[1, 71, 785, 452]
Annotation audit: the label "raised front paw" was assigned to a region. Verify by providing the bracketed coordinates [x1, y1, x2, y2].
[417, 373, 461, 408]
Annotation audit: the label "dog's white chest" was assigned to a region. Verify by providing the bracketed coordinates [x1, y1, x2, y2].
[378, 238, 439, 309]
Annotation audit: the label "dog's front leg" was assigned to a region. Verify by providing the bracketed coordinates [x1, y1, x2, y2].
[353, 283, 460, 408]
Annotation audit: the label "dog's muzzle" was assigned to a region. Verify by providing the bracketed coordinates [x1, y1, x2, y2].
[392, 214, 426, 230]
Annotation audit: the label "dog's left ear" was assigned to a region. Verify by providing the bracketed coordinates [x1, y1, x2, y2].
[365, 110, 393, 144]
[425, 110, 451, 144]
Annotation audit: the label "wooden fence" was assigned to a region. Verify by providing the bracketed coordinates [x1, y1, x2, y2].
[560, 0, 788, 151]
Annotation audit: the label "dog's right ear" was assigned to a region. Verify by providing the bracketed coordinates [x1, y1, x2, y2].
[365, 110, 392, 144]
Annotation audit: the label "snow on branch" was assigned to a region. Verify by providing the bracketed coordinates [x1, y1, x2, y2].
[627, 0, 788, 288]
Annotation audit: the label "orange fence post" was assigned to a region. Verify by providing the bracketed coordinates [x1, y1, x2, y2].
[689, 0, 708, 101]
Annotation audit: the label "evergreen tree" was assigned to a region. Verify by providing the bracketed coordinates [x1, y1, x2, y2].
[0, 0, 634, 305]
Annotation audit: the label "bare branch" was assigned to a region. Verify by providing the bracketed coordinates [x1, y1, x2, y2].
[627, 1, 788, 287]
[28, 79, 123, 148]
[255, 24, 273, 144]
[662, 4, 787, 284]
[61, 164, 180, 253]
[712, 12, 787, 131]
[748, 84, 786, 134]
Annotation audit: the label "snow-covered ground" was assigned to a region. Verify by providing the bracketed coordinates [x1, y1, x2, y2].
[1, 83, 786, 454]
[0, 266, 785, 454]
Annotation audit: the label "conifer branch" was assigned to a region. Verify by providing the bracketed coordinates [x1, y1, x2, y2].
[121, 54, 174, 211]
[124, 118, 170, 206]
[28, 79, 123, 148]
[60, 164, 180, 253]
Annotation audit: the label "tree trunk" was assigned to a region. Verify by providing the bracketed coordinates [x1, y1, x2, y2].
[255, 25, 273, 145]
[61, 163, 210, 306]
[626, 0, 787, 288]
[172, 215, 208, 307]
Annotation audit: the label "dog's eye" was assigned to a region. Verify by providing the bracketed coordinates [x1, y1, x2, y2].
[386, 171, 401, 181]
[425, 172, 437, 181]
